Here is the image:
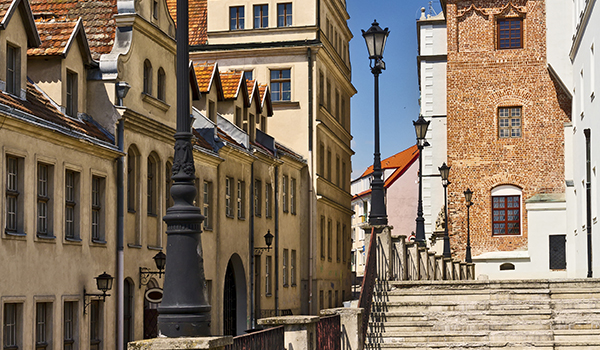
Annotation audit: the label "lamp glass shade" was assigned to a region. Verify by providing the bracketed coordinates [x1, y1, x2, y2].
[413, 115, 430, 140]
[264, 230, 274, 248]
[95, 272, 114, 293]
[362, 20, 389, 59]
[464, 188, 473, 203]
[153, 251, 167, 271]
[439, 163, 450, 181]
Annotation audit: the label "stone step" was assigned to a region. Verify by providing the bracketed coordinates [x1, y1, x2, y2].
[367, 330, 555, 343]
[369, 320, 553, 332]
[553, 329, 600, 341]
[365, 340, 600, 349]
[370, 309, 554, 322]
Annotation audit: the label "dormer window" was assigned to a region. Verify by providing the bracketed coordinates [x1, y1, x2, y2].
[143, 60, 152, 95]
[66, 70, 77, 117]
[6, 44, 20, 96]
[153, 0, 159, 20]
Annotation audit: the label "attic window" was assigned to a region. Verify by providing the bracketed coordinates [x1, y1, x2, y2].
[153, 0, 158, 20]
[66, 70, 77, 117]
[6, 44, 20, 96]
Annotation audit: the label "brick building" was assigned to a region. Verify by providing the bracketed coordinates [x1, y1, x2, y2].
[442, 0, 572, 278]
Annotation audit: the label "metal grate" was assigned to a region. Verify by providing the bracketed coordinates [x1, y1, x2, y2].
[549, 235, 566, 270]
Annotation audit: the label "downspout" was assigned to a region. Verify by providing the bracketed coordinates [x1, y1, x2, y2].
[250, 161, 255, 327]
[116, 118, 125, 350]
[274, 165, 280, 315]
[585, 128, 593, 277]
[316, 0, 321, 41]
[307, 47, 314, 314]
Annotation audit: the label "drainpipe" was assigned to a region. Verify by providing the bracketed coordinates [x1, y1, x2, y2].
[249, 161, 255, 327]
[274, 165, 280, 315]
[116, 118, 125, 350]
[585, 128, 592, 277]
[307, 47, 314, 314]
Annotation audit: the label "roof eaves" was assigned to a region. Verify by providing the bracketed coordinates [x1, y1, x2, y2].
[1, 0, 41, 47]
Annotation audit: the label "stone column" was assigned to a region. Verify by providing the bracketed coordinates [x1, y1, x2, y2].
[127, 337, 232, 350]
[258, 316, 319, 350]
[321, 308, 364, 350]
[444, 258, 453, 280]
[419, 247, 428, 280]
[406, 242, 419, 280]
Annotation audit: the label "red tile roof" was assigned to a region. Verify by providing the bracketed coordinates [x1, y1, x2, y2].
[30, 0, 117, 60]
[0, 82, 113, 143]
[28, 18, 77, 56]
[193, 62, 216, 93]
[219, 71, 243, 100]
[360, 145, 419, 178]
[0, 0, 12, 23]
[166, 0, 207, 46]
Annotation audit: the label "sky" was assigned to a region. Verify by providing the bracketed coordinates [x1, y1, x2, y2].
[347, 0, 443, 179]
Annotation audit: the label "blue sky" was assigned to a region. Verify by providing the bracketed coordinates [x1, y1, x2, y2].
[347, 0, 443, 178]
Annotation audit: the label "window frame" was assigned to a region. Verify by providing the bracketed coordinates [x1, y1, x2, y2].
[282, 175, 288, 213]
[491, 185, 523, 236]
[225, 177, 233, 218]
[230, 6, 245, 30]
[237, 180, 245, 219]
[147, 156, 158, 216]
[277, 3, 292, 27]
[5, 155, 23, 235]
[290, 249, 297, 286]
[265, 183, 272, 218]
[64, 170, 80, 241]
[91, 175, 105, 243]
[143, 60, 152, 95]
[497, 17, 523, 50]
[253, 4, 268, 29]
[290, 178, 296, 215]
[6, 44, 19, 96]
[254, 179, 262, 217]
[37, 163, 53, 238]
[65, 70, 77, 118]
[203, 181, 212, 229]
[498, 106, 522, 139]
[89, 301, 102, 350]
[35, 302, 51, 350]
[282, 248, 289, 287]
[3, 303, 20, 350]
[265, 255, 272, 296]
[270, 69, 291, 102]
[63, 301, 76, 350]
[157, 67, 166, 101]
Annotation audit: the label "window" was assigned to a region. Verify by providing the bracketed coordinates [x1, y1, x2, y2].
[335, 90, 340, 121]
[265, 255, 272, 296]
[226, 177, 232, 217]
[157, 68, 166, 101]
[497, 18, 522, 49]
[63, 301, 76, 350]
[244, 70, 253, 81]
[290, 178, 296, 214]
[143, 60, 152, 95]
[203, 181, 212, 229]
[341, 161, 346, 191]
[319, 71, 324, 106]
[283, 249, 288, 287]
[5, 156, 23, 234]
[277, 3, 292, 27]
[318, 144, 325, 176]
[91, 176, 104, 242]
[208, 100, 216, 122]
[153, 0, 158, 19]
[341, 96, 347, 129]
[89, 301, 101, 350]
[319, 290, 324, 311]
[342, 224, 347, 263]
[237, 180, 245, 219]
[35, 303, 50, 350]
[254, 179, 262, 217]
[327, 149, 332, 181]
[3, 303, 20, 350]
[270, 69, 291, 101]
[327, 219, 332, 261]
[66, 71, 77, 118]
[147, 157, 157, 215]
[65, 170, 79, 240]
[230, 6, 245, 30]
[320, 216, 325, 259]
[492, 186, 521, 236]
[291, 249, 296, 286]
[282, 175, 288, 213]
[336, 222, 341, 262]
[254, 5, 268, 28]
[6, 44, 19, 96]
[265, 183, 272, 218]
[37, 163, 53, 237]
[127, 146, 139, 212]
[336, 156, 340, 186]
[326, 80, 331, 111]
[123, 280, 134, 347]
[235, 107, 242, 129]
[498, 107, 522, 138]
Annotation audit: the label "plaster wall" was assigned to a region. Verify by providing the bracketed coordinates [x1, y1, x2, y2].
[387, 160, 419, 239]
[0, 8, 29, 97]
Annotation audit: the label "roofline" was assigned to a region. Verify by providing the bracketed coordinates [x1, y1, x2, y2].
[1, 0, 41, 47]
[190, 39, 321, 52]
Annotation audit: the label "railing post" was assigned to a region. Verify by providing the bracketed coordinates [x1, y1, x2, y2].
[258, 315, 319, 350]
[419, 247, 428, 280]
[444, 258, 453, 280]
[321, 308, 363, 350]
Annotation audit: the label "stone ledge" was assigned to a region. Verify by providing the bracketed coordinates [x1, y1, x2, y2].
[258, 315, 319, 326]
[128, 336, 233, 350]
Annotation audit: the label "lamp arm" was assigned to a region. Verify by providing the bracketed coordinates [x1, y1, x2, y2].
[139, 267, 165, 288]
[83, 287, 110, 314]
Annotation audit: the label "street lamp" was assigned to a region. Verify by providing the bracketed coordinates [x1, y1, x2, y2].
[83, 272, 114, 314]
[139, 251, 167, 287]
[158, 0, 211, 336]
[254, 230, 274, 254]
[362, 20, 390, 227]
[439, 162, 451, 258]
[464, 189, 473, 263]
[413, 115, 430, 246]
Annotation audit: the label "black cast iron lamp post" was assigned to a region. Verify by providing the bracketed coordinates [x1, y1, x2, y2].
[464, 188, 473, 263]
[439, 162, 451, 258]
[158, 0, 211, 337]
[413, 115, 430, 246]
[362, 20, 389, 227]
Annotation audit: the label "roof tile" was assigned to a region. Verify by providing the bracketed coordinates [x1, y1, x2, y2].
[28, 18, 77, 56]
[193, 62, 215, 93]
[166, 0, 207, 46]
[219, 71, 242, 99]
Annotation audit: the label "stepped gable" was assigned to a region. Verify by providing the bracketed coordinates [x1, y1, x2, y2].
[30, 0, 117, 60]
[166, 0, 206, 46]
[28, 18, 78, 56]
[0, 82, 113, 143]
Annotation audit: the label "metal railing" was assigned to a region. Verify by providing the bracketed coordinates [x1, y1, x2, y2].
[224, 325, 284, 350]
[358, 227, 377, 345]
[316, 314, 341, 350]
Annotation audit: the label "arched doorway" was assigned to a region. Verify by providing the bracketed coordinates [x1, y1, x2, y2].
[143, 279, 161, 339]
[223, 254, 247, 336]
[123, 278, 134, 348]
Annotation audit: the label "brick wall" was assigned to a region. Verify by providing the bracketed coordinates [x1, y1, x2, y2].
[445, 0, 571, 258]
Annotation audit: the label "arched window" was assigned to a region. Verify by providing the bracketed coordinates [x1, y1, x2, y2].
[157, 68, 166, 101]
[127, 145, 140, 212]
[491, 185, 522, 236]
[143, 60, 152, 95]
[147, 153, 159, 216]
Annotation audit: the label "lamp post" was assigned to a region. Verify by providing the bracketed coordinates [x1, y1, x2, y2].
[362, 20, 389, 227]
[439, 162, 451, 258]
[158, 0, 211, 337]
[413, 115, 430, 246]
[464, 188, 473, 263]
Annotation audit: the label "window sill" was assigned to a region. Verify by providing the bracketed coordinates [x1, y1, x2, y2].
[91, 239, 107, 245]
[291, 284, 297, 287]
[127, 243, 142, 249]
[5, 231, 26, 238]
[226, 215, 234, 219]
[203, 227, 213, 232]
[65, 236, 82, 242]
[142, 92, 171, 112]
[37, 234, 56, 241]
[272, 101, 300, 109]
[266, 293, 272, 297]
[147, 245, 163, 251]
[147, 213, 158, 218]
[238, 217, 246, 221]
[128, 209, 136, 214]
[255, 214, 262, 218]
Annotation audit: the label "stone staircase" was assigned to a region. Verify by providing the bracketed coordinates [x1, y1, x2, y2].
[365, 279, 600, 349]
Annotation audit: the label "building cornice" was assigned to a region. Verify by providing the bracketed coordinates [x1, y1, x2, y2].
[121, 108, 175, 144]
[317, 193, 353, 216]
[316, 118, 354, 156]
[570, 0, 596, 60]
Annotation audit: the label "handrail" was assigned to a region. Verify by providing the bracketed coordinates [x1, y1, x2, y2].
[357, 226, 377, 346]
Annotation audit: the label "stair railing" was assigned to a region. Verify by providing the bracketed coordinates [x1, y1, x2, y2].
[358, 226, 377, 346]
